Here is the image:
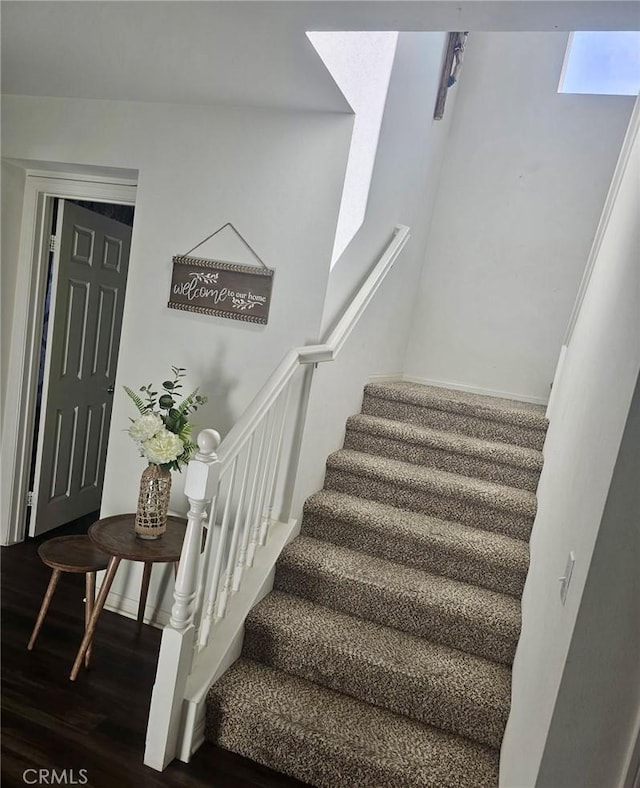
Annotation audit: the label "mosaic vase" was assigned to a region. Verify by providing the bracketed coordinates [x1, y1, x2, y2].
[134, 464, 171, 539]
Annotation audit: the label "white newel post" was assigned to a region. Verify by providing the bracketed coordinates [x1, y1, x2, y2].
[144, 429, 221, 771]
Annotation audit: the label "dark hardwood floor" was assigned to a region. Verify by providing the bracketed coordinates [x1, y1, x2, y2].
[1, 516, 309, 788]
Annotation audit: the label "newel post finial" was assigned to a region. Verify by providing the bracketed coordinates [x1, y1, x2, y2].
[183, 429, 221, 503]
[195, 428, 221, 459]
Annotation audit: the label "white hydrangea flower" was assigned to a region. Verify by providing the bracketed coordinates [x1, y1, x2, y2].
[129, 412, 164, 443]
[143, 429, 184, 465]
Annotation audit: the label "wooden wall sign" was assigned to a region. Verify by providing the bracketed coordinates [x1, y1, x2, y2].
[167, 224, 273, 325]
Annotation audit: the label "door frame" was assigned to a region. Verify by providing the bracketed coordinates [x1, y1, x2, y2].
[1, 170, 137, 546]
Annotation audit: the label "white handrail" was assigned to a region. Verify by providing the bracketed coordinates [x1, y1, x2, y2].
[145, 223, 410, 771]
[323, 224, 410, 356]
[216, 224, 410, 469]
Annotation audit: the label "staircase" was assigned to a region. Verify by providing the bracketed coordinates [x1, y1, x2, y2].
[204, 381, 548, 787]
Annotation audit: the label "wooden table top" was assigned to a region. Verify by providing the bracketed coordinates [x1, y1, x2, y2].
[38, 535, 111, 573]
[88, 515, 187, 563]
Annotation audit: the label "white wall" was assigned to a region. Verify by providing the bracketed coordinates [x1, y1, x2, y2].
[320, 32, 455, 335]
[1, 94, 351, 503]
[1, 159, 26, 434]
[403, 32, 634, 403]
[537, 373, 640, 788]
[294, 32, 457, 517]
[1, 93, 352, 611]
[308, 31, 398, 265]
[500, 100, 640, 788]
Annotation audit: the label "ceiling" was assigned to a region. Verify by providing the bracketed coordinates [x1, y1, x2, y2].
[2, 1, 638, 113]
[1, 2, 351, 112]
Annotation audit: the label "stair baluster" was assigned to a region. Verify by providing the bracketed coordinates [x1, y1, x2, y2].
[198, 457, 238, 647]
[259, 384, 291, 546]
[215, 435, 254, 618]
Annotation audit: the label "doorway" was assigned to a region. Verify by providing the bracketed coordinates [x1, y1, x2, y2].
[1, 172, 137, 546]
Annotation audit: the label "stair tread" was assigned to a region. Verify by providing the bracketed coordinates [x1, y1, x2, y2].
[207, 657, 500, 788]
[248, 590, 512, 715]
[304, 489, 529, 577]
[278, 536, 521, 639]
[347, 413, 543, 470]
[327, 448, 537, 517]
[365, 381, 547, 430]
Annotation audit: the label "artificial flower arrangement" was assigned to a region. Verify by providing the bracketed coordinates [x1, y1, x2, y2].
[124, 366, 208, 471]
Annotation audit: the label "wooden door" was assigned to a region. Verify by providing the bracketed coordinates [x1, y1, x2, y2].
[29, 200, 132, 536]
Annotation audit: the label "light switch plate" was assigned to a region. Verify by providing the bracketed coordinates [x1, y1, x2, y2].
[559, 551, 576, 605]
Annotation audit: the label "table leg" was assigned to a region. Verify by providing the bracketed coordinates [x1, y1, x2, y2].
[173, 561, 179, 580]
[85, 572, 96, 668]
[70, 557, 121, 681]
[137, 562, 153, 635]
[28, 568, 62, 651]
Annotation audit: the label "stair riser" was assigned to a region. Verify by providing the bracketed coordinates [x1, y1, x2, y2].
[206, 697, 405, 788]
[324, 469, 533, 542]
[302, 512, 526, 597]
[344, 429, 541, 492]
[362, 393, 546, 451]
[274, 565, 518, 665]
[243, 623, 508, 748]
[206, 695, 499, 788]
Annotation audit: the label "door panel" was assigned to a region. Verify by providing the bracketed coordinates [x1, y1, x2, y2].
[80, 402, 107, 490]
[29, 200, 132, 536]
[61, 279, 89, 378]
[93, 285, 119, 376]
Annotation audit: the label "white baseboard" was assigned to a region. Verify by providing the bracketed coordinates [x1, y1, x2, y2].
[177, 516, 300, 763]
[104, 590, 168, 629]
[367, 372, 404, 384]
[400, 374, 549, 406]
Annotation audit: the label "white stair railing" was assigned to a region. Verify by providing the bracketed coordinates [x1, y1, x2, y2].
[144, 428, 221, 770]
[144, 224, 410, 770]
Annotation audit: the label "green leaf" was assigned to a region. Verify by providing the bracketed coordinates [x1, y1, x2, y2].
[124, 386, 150, 415]
[174, 388, 201, 419]
[163, 381, 174, 390]
[178, 422, 193, 443]
[159, 394, 174, 409]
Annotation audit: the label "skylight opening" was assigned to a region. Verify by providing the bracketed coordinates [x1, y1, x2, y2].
[307, 31, 398, 268]
[559, 31, 640, 96]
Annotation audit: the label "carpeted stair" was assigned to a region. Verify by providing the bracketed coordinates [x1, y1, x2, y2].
[205, 381, 548, 787]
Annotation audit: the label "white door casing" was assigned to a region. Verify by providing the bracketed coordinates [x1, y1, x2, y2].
[29, 200, 132, 536]
[1, 171, 136, 547]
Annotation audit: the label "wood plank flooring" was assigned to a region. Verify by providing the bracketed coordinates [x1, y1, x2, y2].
[1, 515, 309, 788]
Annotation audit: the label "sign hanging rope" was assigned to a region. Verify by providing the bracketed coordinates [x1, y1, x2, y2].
[183, 222, 269, 270]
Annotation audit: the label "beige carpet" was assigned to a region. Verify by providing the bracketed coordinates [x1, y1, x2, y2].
[205, 381, 548, 787]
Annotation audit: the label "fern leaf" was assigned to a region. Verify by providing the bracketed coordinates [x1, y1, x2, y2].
[175, 388, 199, 418]
[181, 440, 198, 464]
[178, 422, 193, 444]
[123, 385, 150, 415]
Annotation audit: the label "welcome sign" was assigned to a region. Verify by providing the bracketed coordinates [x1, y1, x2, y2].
[168, 255, 273, 325]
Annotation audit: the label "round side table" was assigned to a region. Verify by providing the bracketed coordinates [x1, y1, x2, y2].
[28, 535, 110, 671]
[69, 514, 186, 681]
